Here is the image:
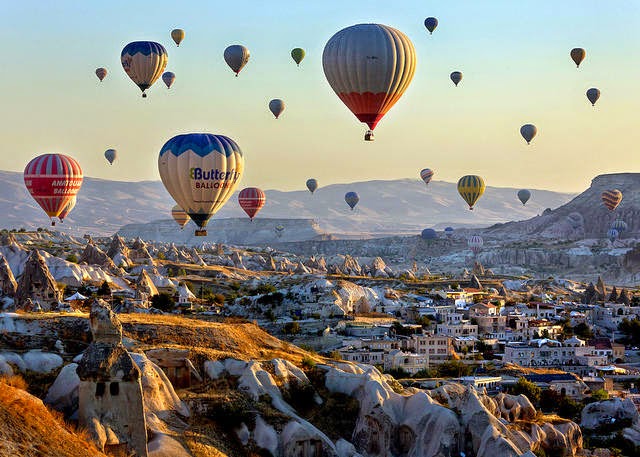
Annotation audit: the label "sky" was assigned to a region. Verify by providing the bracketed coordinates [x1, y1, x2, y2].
[0, 0, 638, 193]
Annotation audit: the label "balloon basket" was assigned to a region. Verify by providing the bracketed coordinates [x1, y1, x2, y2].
[364, 131, 374, 141]
[195, 230, 207, 237]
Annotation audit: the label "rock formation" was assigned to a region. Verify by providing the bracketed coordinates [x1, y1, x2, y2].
[106, 235, 130, 267]
[136, 270, 158, 300]
[0, 254, 17, 297]
[470, 274, 483, 290]
[15, 250, 61, 311]
[76, 300, 148, 456]
[79, 241, 117, 270]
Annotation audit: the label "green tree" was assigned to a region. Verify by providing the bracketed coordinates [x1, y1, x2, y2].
[590, 389, 610, 402]
[97, 281, 111, 296]
[573, 322, 594, 340]
[151, 292, 175, 312]
[65, 253, 78, 263]
[511, 377, 541, 404]
[619, 318, 640, 346]
[436, 360, 471, 377]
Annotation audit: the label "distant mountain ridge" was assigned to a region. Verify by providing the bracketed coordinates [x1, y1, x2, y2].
[0, 169, 575, 237]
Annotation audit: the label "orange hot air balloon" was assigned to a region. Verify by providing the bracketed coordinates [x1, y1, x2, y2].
[322, 24, 416, 141]
[602, 189, 623, 211]
[171, 205, 190, 229]
[238, 187, 266, 220]
[24, 154, 83, 226]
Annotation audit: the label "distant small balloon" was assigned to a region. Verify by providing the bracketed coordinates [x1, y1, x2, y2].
[171, 205, 190, 228]
[162, 72, 175, 89]
[274, 224, 285, 238]
[468, 235, 484, 255]
[291, 48, 305, 66]
[457, 175, 485, 210]
[238, 187, 266, 220]
[421, 228, 437, 240]
[570, 48, 586, 67]
[171, 29, 185, 47]
[424, 17, 438, 34]
[345, 192, 359, 210]
[269, 99, 285, 119]
[104, 149, 117, 165]
[611, 219, 628, 233]
[444, 227, 454, 238]
[420, 168, 434, 186]
[224, 45, 250, 76]
[520, 124, 537, 144]
[306, 178, 318, 194]
[517, 189, 531, 205]
[607, 228, 619, 243]
[450, 71, 462, 86]
[586, 88, 600, 106]
[95, 68, 107, 82]
[602, 189, 623, 211]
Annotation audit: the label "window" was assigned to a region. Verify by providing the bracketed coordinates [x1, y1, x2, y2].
[96, 382, 105, 397]
[110, 382, 119, 396]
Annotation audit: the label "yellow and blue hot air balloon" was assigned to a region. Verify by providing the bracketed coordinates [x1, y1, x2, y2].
[457, 175, 485, 210]
[158, 133, 244, 236]
[291, 48, 305, 66]
[121, 41, 168, 98]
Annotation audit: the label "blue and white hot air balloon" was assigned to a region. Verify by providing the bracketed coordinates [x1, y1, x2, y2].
[444, 227, 454, 238]
[345, 192, 359, 210]
[121, 41, 168, 98]
[611, 219, 628, 234]
[607, 228, 619, 243]
[158, 133, 244, 236]
[421, 228, 437, 240]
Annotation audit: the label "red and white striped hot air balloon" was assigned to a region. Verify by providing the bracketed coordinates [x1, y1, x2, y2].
[322, 23, 417, 141]
[238, 187, 266, 221]
[24, 154, 83, 226]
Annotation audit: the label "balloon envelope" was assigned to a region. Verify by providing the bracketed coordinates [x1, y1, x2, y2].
[162, 72, 175, 89]
[158, 133, 244, 235]
[269, 99, 285, 119]
[95, 68, 107, 81]
[420, 168, 434, 185]
[171, 205, 190, 228]
[238, 187, 266, 220]
[520, 124, 537, 144]
[345, 191, 359, 210]
[517, 189, 531, 205]
[24, 154, 83, 224]
[611, 219, 628, 233]
[121, 41, 168, 97]
[322, 24, 416, 135]
[171, 29, 185, 46]
[291, 48, 305, 66]
[424, 17, 438, 34]
[450, 71, 462, 86]
[58, 196, 77, 222]
[602, 189, 623, 211]
[607, 228, 619, 242]
[586, 88, 600, 106]
[570, 48, 586, 67]
[468, 235, 483, 254]
[275, 224, 285, 238]
[104, 149, 117, 165]
[457, 175, 485, 210]
[224, 45, 250, 76]
[306, 178, 318, 193]
[421, 228, 437, 240]
[444, 227, 454, 238]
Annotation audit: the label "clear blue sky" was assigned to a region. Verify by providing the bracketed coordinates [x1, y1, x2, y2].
[0, 0, 638, 192]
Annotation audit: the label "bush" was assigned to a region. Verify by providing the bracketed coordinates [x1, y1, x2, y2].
[329, 350, 342, 361]
[283, 379, 316, 415]
[511, 377, 541, 404]
[65, 254, 78, 263]
[97, 281, 111, 296]
[590, 388, 610, 402]
[301, 355, 316, 370]
[386, 367, 409, 379]
[150, 292, 175, 311]
[437, 360, 471, 378]
[283, 322, 301, 335]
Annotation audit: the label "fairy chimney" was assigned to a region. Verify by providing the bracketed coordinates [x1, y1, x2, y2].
[15, 250, 61, 311]
[0, 254, 17, 297]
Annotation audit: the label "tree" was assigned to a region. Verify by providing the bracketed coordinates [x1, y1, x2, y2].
[590, 389, 610, 402]
[66, 253, 78, 263]
[618, 289, 630, 305]
[511, 377, 541, 404]
[151, 292, 175, 312]
[619, 318, 640, 346]
[609, 286, 619, 303]
[583, 283, 597, 304]
[436, 360, 471, 377]
[573, 322, 594, 340]
[97, 281, 111, 296]
[283, 322, 301, 335]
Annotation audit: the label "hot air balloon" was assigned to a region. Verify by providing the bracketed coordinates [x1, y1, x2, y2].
[424, 17, 438, 34]
[611, 219, 628, 233]
[444, 227, 454, 238]
[58, 196, 77, 223]
[520, 124, 537, 144]
[269, 99, 285, 119]
[420, 168, 434, 186]
[421, 228, 437, 240]
[104, 149, 117, 165]
[158, 133, 244, 236]
[468, 235, 483, 255]
[291, 48, 305, 66]
[121, 41, 168, 98]
[162, 72, 175, 89]
[24, 154, 83, 226]
[586, 88, 600, 106]
[345, 192, 359, 210]
[607, 228, 619, 243]
[224, 45, 250, 76]
[570, 48, 586, 67]
[602, 189, 623, 211]
[171, 29, 185, 47]
[567, 212, 584, 230]
[172, 205, 190, 229]
[517, 189, 531, 205]
[95, 68, 107, 82]
[457, 175, 485, 210]
[275, 224, 285, 238]
[322, 24, 416, 141]
[450, 71, 462, 86]
[238, 187, 266, 221]
[306, 178, 318, 194]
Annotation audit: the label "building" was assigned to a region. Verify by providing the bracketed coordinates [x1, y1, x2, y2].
[459, 376, 502, 391]
[384, 349, 429, 375]
[403, 334, 453, 364]
[503, 339, 608, 371]
[523, 373, 589, 400]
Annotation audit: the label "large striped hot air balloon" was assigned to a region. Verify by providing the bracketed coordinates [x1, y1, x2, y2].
[238, 187, 266, 221]
[58, 196, 77, 223]
[457, 175, 485, 210]
[24, 154, 83, 226]
[158, 133, 244, 236]
[420, 168, 434, 186]
[306, 178, 318, 194]
[171, 205, 190, 229]
[602, 189, 623, 211]
[322, 24, 416, 141]
[345, 192, 359, 210]
[121, 41, 168, 98]
[468, 235, 484, 255]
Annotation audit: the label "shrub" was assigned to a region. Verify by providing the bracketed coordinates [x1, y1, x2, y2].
[283, 379, 317, 415]
[511, 377, 541, 404]
[65, 254, 78, 263]
[150, 292, 175, 311]
[301, 356, 316, 370]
